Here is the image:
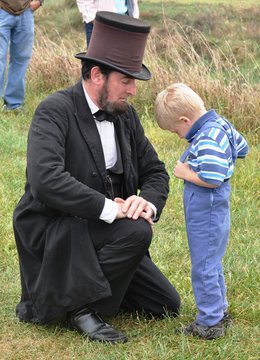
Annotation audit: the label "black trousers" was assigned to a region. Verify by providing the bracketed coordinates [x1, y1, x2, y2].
[88, 218, 181, 317]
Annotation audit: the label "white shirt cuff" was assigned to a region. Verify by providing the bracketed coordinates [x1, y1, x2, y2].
[99, 198, 118, 223]
[148, 202, 157, 220]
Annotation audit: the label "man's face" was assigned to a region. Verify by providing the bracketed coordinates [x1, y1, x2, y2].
[98, 71, 137, 116]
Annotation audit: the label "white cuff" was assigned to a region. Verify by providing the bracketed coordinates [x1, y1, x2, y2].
[148, 202, 157, 221]
[99, 198, 118, 224]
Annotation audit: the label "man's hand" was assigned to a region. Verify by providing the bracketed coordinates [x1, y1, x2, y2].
[114, 196, 154, 225]
[114, 197, 127, 219]
[30, 0, 42, 11]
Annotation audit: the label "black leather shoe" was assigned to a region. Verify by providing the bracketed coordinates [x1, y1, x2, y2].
[68, 308, 128, 344]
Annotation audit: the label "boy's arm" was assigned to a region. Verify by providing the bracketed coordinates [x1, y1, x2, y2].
[174, 161, 218, 188]
[236, 132, 249, 158]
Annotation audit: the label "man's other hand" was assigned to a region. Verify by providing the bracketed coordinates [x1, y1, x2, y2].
[114, 196, 154, 225]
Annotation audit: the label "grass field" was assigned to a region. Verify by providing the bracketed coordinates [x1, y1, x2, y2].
[0, 1, 259, 359]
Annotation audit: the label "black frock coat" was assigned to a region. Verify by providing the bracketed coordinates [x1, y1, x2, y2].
[13, 81, 169, 323]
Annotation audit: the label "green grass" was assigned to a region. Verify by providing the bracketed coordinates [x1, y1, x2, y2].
[1, 101, 259, 360]
[38, 0, 260, 67]
[1, 0, 260, 359]
[139, 1, 260, 74]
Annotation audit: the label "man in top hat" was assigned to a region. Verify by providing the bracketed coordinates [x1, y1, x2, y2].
[13, 12, 180, 344]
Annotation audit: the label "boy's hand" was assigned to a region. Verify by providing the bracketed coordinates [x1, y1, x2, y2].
[174, 160, 217, 188]
[173, 160, 190, 180]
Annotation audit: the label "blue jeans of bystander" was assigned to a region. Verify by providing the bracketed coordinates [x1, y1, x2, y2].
[0, 8, 34, 109]
[84, 21, 93, 47]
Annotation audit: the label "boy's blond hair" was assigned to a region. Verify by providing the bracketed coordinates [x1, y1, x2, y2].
[155, 83, 205, 130]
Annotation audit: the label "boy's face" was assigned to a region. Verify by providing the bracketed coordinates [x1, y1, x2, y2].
[166, 117, 193, 138]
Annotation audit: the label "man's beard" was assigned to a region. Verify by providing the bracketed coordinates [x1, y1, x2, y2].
[98, 80, 128, 116]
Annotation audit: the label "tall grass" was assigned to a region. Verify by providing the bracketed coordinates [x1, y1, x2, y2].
[30, 20, 260, 133]
[29, 30, 82, 93]
[141, 21, 260, 133]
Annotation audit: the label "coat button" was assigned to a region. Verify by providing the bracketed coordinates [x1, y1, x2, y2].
[91, 171, 97, 177]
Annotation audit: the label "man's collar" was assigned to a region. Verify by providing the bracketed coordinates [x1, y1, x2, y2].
[82, 81, 99, 114]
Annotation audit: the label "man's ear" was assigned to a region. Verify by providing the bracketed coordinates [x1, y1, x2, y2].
[90, 66, 104, 84]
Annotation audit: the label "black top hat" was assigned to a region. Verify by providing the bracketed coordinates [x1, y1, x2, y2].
[75, 11, 151, 81]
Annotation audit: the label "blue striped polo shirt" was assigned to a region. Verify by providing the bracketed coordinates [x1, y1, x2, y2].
[185, 110, 249, 186]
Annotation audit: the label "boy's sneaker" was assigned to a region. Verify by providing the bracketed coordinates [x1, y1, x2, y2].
[177, 320, 225, 340]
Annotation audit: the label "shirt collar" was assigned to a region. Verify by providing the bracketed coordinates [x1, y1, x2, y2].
[185, 109, 219, 142]
[82, 81, 99, 115]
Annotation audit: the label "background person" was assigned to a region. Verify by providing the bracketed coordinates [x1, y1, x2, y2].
[13, 12, 180, 344]
[0, 0, 43, 111]
[155, 82, 249, 340]
[76, 0, 139, 47]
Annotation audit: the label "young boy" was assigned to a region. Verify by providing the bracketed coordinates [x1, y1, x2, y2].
[155, 83, 249, 339]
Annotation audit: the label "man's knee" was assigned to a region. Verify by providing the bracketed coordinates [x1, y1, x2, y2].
[151, 288, 181, 317]
[117, 218, 152, 254]
[127, 217, 152, 247]
[164, 291, 181, 316]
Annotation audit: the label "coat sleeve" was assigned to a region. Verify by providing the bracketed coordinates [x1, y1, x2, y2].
[129, 107, 169, 219]
[27, 93, 106, 220]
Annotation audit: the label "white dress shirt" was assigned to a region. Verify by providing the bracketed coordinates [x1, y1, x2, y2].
[82, 84, 157, 223]
[83, 86, 118, 223]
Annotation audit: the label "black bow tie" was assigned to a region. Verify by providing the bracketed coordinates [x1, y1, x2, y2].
[94, 110, 114, 123]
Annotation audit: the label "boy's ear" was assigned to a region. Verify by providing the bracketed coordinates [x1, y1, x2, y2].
[179, 116, 191, 124]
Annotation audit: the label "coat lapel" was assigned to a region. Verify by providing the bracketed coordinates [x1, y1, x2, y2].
[115, 112, 131, 181]
[72, 81, 132, 185]
[72, 82, 107, 181]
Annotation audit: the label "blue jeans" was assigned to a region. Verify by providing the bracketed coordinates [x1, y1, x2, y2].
[84, 22, 93, 47]
[184, 181, 230, 327]
[0, 8, 34, 109]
